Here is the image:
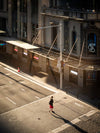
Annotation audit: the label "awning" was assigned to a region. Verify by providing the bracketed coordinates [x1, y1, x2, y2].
[0, 36, 39, 50]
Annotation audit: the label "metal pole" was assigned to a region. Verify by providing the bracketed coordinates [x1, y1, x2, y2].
[59, 22, 63, 89]
[37, 23, 63, 89]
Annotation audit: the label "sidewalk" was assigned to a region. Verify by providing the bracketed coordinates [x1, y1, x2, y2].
[0, 82, 98, 133]
[0, 59, 100, 109]
[0, 60, 100, 133]
[31, 71, 100, 109]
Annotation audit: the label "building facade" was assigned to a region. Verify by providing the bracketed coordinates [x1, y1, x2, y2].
[0, 0, 38, 43]
[0, 0, 100, 98]
[38, 0, 100, 98]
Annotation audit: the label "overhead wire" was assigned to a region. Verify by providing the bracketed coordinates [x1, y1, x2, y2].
[78, 39, 85, 67]
[47, 33, 58, 56]
[65, 38, 78, 63]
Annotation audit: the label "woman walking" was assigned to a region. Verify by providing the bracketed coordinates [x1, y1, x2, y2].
[49, 96, 54, 112]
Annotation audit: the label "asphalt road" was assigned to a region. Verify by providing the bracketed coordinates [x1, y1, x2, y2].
[0, 62, 100, 133]
[0, 64, 54, 114]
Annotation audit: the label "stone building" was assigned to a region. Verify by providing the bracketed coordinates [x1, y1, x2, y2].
[0, 0, 38, 43]
[0, 0, 100, 98]
[38, 0, 100, 98]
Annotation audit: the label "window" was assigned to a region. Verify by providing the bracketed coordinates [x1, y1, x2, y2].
[20, 0, 27, 12]
[49, 0, 57, 8]
[69, 69, 78, 84]
[52, 26, 57, 49]
[0, 0, 3, 10]
[87, 71, 96, 80]
[23, 49, 28, 57]
[49, 0, 53, 7]
[88, 33, 97, 55]
[72, 31, 77, 53]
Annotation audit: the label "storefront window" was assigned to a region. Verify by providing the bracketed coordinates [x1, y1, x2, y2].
[0, 42, 6, 52]
[88, 33, 97, 55]
[23, 49, 28, 57]
[69, 69, 78, 84]
[87, 71, 96, 80]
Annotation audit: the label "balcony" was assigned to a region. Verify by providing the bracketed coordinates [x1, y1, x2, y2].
[42, 7, 100, 22]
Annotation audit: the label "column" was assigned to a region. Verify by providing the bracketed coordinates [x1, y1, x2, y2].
[21, 16, 23, 39]
[27, 0, 32, 43]
[17, 0, 20, 39]
[8, 0, 12, 36]
[38, 0, 44, 46]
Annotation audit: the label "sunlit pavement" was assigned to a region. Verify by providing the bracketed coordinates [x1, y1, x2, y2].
[0, 62, 100, 133]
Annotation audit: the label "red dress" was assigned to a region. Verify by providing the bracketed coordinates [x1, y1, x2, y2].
[49, 99, 53, 108]
[50, 105, 53, 108]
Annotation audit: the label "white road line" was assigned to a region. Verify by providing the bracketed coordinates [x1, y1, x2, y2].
[86, 110, 98, 117]
[6, 97, 16, 105]
[75, 102, 83, 107]
[1, 94, 54, 116]
[4, 67, 58, 93]
[35, 96, 40, 99]
[48, 109, 98, 133]
[6, 73, 10, 75]
[21, 88, 25, 91]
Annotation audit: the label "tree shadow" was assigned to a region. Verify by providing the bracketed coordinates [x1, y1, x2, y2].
[50, 111, 88, 133]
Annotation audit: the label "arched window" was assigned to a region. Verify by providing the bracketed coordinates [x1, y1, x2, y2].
[88, 33, 97, 55]
[72, 31, 77, 53]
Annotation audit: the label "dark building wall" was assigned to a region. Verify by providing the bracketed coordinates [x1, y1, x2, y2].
[53, 0, 100, 11]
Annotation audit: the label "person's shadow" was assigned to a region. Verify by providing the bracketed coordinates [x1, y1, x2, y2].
[50, 111, 88, 133]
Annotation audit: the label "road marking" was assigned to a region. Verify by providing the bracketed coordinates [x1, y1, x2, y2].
[4, 67, 58, 93]
[48, 109, 98, 133]
[6, 97, 16, 105]
[6, 73, 10, 75]
[35, 96, 40, 99]
[86, 110, 98, 117]
[1, 94, 54, 116]
[75, 102, 83, 107]
[21, 88, 25, 91]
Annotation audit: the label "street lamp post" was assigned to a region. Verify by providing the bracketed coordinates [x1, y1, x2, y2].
[37, 22, 63, 89]
[59, 22, 63, 89]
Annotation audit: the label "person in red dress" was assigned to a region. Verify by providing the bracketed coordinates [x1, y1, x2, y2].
[49, 96, 54, 112]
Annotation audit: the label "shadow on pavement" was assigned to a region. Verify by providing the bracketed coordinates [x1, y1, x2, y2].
[0, 71, 48, 97]
[50, 111, 88, 133]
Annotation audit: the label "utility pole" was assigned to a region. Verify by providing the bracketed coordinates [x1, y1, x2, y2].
[37, 22, 63, 89]
[59, 22, 63, 89]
